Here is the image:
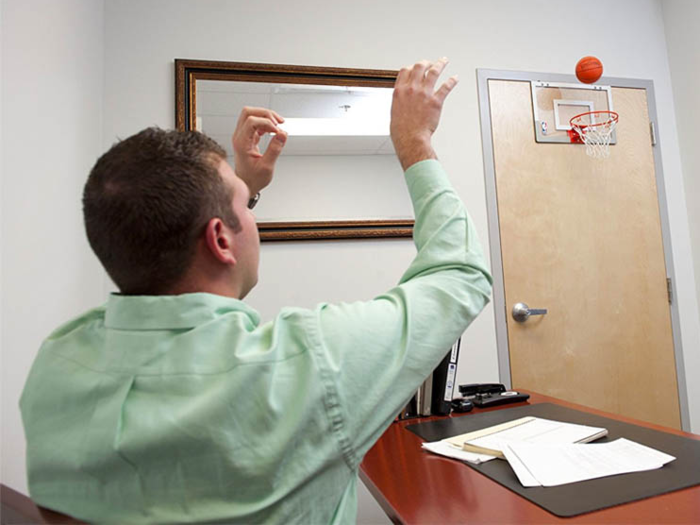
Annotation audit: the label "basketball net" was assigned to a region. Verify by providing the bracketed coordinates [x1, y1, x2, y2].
[569, 110, 619, 159]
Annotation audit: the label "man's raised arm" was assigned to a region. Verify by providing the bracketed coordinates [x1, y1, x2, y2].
[390, 57, 457, 170]
[308, 58, 493, 465]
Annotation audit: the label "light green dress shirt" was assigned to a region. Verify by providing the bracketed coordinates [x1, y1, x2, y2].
[21, 160, 492, 524]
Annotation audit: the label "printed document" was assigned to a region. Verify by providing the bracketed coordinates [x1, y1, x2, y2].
[502, 438, 676, 487]
[422, 416, 606, 464]
[445, 416, 607, 457]
[420, 440, 495, 465]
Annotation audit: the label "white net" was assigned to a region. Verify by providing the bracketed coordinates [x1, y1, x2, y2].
[570, 111, 619, 159]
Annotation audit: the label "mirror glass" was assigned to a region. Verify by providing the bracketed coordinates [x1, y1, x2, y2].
[176, 60, 412, 241]
[195, 80, 411, 223]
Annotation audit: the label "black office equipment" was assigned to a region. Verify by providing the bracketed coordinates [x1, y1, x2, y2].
[430, 339, 461, 415]
[451, 398, 474, 413]
[405, 403, 700, 517]
[472, 391, 530, 407]
[459, 383, 530, 407]
[459, 383, 506, 396]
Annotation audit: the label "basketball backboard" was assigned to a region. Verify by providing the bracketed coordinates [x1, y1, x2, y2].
[531, 81, 617, 145]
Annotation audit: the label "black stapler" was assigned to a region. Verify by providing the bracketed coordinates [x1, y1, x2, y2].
[458, 383, 530, 408]
[450, 398, 474, 413]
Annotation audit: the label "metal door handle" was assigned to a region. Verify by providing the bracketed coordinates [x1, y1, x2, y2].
[512, 302, 548, 322]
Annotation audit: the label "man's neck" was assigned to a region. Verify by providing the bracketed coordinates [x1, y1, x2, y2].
[166, 273, 243, 299]
[165, 240, 248, 299]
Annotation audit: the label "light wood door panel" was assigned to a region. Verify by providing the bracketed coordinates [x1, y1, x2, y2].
[489, 79, 680, 429]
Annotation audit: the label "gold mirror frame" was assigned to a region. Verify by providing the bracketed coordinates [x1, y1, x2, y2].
[175, 59, 412, 242]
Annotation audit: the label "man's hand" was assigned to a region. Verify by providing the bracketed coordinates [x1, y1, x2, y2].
[390, 58, 458, 171]
[232, 107, 288, 195]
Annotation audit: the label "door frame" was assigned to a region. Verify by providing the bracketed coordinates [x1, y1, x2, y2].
[476, 69, 690, 431]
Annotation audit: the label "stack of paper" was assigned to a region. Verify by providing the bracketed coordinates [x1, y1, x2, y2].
[503, 438, 676, 487]
[420, 441, 495, 465]
[421, 416, 676, 487]
[422, 416, 605, 465]
[445, 416, 608, 458]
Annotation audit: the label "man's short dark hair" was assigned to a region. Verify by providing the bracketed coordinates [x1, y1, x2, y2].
[83, 128, 238, 295]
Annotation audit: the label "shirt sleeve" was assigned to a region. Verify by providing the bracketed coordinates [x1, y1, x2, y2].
[310, 159, 493, 464]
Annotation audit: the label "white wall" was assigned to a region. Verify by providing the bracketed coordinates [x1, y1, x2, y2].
[2, 1, 700, 522]
[661, 0, 700, 423]
[1, 0, 105, 491]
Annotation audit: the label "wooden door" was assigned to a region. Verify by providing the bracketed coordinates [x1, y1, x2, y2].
[488, 79, 681, 429]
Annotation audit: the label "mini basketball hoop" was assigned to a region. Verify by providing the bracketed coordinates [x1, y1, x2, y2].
[569, 110, 619, 158]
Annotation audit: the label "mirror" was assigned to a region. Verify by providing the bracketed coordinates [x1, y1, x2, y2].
[175, 60, 413, 241]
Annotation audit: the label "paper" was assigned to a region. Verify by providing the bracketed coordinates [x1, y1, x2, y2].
[465, 417, 607, 454]
[502, 438, 676, 487]
[444, 417, 607, 458]
[502, 444, 541, 487]
[421, 441, 496, 465]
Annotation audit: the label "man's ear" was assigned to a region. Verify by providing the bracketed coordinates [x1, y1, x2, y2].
[204, 218, 237, 266]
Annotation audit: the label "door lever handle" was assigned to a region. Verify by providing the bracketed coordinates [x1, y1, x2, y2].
[512, 302, 548, 322]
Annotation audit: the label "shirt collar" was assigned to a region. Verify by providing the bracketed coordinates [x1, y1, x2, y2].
[104, 292, 261, 330]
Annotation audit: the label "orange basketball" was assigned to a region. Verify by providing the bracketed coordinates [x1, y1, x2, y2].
[575, 56, 603, 84]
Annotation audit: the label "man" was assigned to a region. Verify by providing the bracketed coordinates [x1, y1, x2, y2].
[21, 58, 492, 523]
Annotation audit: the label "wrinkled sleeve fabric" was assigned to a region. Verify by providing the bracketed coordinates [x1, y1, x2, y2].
[310, 160, 493, 466]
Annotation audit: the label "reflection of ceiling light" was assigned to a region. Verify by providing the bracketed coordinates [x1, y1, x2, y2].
[279, 118, 389, 136]
[273, 84, 393, 95]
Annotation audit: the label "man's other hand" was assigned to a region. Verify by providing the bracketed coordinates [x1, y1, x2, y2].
[390, 58, 458, 171]
[232, 107, 288, 195]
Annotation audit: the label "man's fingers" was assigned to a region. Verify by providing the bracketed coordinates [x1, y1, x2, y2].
[261, 130, 288, 167]
[235, 108, 284, 139]
[240, 116, 281, 140]
[408, 60, 431, 84]
[395, 65, 411, 89]
[238, 106, 284, 123]
[425, 58, 449, 90]
[271, 110, 284, 124]
[434, 75, 459, 105]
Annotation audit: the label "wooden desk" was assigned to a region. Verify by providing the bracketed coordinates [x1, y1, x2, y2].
[359, 391, 700, 524]
[0, 484, 83, 524]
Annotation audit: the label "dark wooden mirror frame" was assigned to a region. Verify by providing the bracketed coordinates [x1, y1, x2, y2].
[175, 59, 413, 242]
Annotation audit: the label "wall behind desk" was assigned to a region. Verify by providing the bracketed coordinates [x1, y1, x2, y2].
[661, 0, 700, 420]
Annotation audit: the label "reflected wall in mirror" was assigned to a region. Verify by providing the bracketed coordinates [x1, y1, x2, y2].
[175, 60, 412, 241]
